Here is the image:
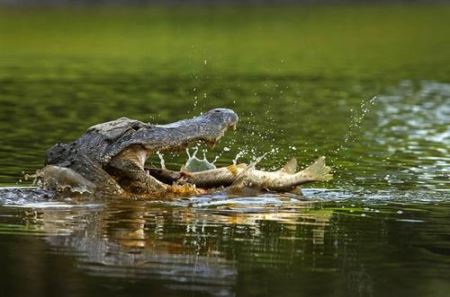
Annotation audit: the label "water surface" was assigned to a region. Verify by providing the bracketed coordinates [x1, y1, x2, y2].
[0, 6, 449, 297]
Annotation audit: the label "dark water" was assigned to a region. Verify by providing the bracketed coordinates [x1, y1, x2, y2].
[0, 6, 449, 297]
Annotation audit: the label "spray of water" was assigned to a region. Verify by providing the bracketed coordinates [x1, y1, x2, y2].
[156, 151, 166, 170]
[338, 96, 378, 152]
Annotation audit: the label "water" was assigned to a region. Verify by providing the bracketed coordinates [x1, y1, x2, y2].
[0, 6, 449, 297]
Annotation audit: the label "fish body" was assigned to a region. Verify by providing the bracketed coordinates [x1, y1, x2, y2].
[167, 156, 333, 192]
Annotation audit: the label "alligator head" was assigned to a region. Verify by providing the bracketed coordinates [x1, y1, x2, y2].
[44, 108, 238, 195]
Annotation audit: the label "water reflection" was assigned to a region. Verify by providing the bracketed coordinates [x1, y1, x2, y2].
[18, 202, 237, 296]
[370, 81, 450, 191]
[0, 194, 335, 295]
[1, 189, 450, 296]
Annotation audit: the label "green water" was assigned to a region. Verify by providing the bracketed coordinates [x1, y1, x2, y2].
[0, 6, 449, 297]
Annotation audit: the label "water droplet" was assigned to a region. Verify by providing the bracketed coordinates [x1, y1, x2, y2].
[156, 151, 166, 170]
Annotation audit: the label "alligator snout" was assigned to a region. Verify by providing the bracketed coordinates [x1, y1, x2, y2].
[200, 108, 239, 144]
[207, 108, 239, 128]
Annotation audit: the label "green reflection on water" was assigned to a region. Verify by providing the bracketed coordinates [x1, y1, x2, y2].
[0, 6, 449, 192]
[0, 6, 449, 297]
[1, 198, 449, 297]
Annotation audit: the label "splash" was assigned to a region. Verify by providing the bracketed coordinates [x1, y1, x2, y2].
[156, 151, 166, 170]
[182, 148, 217, 172]
[232, 151, 245, 165]
[342, 96, 378, 147]
[25, 166, 96, 194]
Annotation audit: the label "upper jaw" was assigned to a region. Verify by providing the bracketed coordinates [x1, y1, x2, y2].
[207, 121, 238, 147]
[153, 122, 237, 152]
[141, 108, 239, 152]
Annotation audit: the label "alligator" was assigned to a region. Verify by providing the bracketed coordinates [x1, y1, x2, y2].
[38, 108, 332, 198]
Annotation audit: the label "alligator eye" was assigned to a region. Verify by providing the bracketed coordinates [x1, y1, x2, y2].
[131, 123, 140, 130]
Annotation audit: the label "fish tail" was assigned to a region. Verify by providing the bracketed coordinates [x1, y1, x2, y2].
[298, 156, 333, 182]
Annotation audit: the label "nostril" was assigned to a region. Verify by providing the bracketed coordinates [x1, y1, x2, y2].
[214, 109, 222, 113]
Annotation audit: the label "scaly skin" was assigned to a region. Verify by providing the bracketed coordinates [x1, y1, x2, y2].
[43, 108, 238, 195]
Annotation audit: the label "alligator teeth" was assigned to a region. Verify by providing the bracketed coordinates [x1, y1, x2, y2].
[208, 140, 217, 149]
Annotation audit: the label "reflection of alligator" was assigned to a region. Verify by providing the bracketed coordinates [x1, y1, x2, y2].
[40, 108, 332, 198]
[37, 204, 237, 297]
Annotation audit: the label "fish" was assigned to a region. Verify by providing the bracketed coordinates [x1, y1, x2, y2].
[147, 156, 332, 192]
